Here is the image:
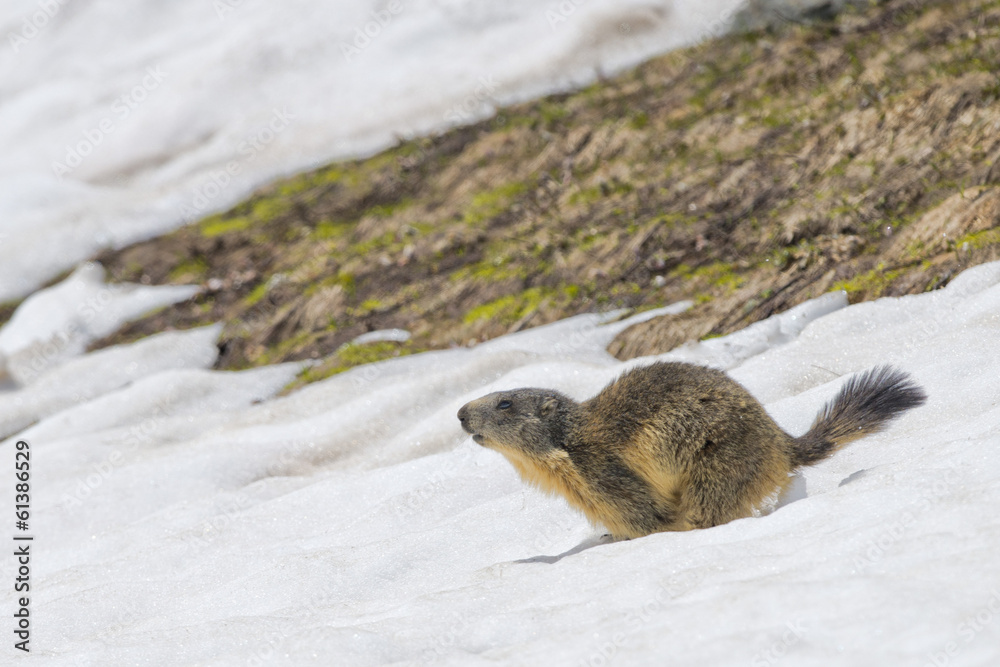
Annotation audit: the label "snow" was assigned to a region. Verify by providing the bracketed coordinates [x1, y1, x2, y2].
[0, 325, 221, 440]
[0, 0, 746, 302]
[1, 259, 998, 665]
[351, 329, 413, 346]
[0, 262, 201, 387]
[2, 0, 998, 663]
[654, 290, 848, 371]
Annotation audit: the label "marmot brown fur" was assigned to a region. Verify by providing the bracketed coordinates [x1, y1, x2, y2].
[457, 362, 925, 539]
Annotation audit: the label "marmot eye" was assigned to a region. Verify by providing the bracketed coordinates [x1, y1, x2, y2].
[497, 400, 512, 410]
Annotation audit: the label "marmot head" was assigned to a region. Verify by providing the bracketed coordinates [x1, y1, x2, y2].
[457, 388, 576, 456]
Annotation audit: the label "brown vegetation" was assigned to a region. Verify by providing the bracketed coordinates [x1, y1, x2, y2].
[85, 0, 1000, 385]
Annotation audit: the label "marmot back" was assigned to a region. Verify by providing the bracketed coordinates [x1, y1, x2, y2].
[457, 361, 926, 539]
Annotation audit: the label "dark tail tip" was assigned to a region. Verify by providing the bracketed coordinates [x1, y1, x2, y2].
[825, 365, 928, 430]
[792, 365, 926, 467]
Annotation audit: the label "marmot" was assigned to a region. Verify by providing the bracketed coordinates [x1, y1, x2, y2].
[457, 362, 926, 539]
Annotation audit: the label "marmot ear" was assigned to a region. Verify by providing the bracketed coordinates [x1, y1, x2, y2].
[541, 396, 559, 416]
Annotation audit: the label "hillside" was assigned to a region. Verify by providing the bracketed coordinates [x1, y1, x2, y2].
[86, 0, 1000, 388]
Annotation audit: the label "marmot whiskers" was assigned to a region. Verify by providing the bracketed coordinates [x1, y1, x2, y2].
[457, 362, 925, 539]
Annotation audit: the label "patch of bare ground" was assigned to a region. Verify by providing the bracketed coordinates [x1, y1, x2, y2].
[89, 0, 1000, 384]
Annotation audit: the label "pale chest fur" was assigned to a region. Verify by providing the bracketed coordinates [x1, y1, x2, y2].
[496, 444, 670, 539]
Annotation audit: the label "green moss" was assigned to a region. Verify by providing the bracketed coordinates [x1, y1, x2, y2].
[654, 212, 699, 229]
[450, 256, 526, 283]
[314, 219, 353, 239]
[352, 298, 384, 316]
[904, 239, 926, 260]
[463, 181, 531, 225]
[305, 272, 356, 298]
[351, 230, 398, 256]
[290, 340, 421, 388]
[760, 110, 791, 129]
[275, 165, 347, 198]
[832, 263, 902, 297]
[244, 281, 270, 307]
[828, 154, 855, 177]
[392, 140, 429, 159]
[500, 112, 535, 130]
[255, 329, 316, 365]
[575, 227, 610, 251]
[201, 215, 251, 237]
[251, 198, 289, 222]
[672, 261, 742, 292]
[569, 180, 634, 206]
[672, 262, 693, 277]
[538, 100, 569, 127]
[339, 341, 405, 365]
[168, 257, 209, 282]
[368, 197, 413, 218]
[119, 261, 145, 281]
[956, 227, 1000, 250]
[332, 272, 355, 296]
[629, 111, 649, 130]
[463, 287, 551, 325]
[609, 282, 642, 296]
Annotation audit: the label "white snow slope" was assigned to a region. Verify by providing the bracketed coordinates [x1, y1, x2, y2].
[0, 0, 744, 301]
[1, 258, 998, 666]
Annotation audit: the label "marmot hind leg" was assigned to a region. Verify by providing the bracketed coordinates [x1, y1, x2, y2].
[679, 479, 746, 529]
[681, 451, 794, 529]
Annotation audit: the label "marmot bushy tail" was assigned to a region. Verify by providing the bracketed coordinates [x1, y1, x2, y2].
[791, 365, 927, 467]
[457, 361, 926, 539]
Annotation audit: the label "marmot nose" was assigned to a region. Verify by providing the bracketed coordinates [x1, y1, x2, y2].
[457, 404, 471, 432]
